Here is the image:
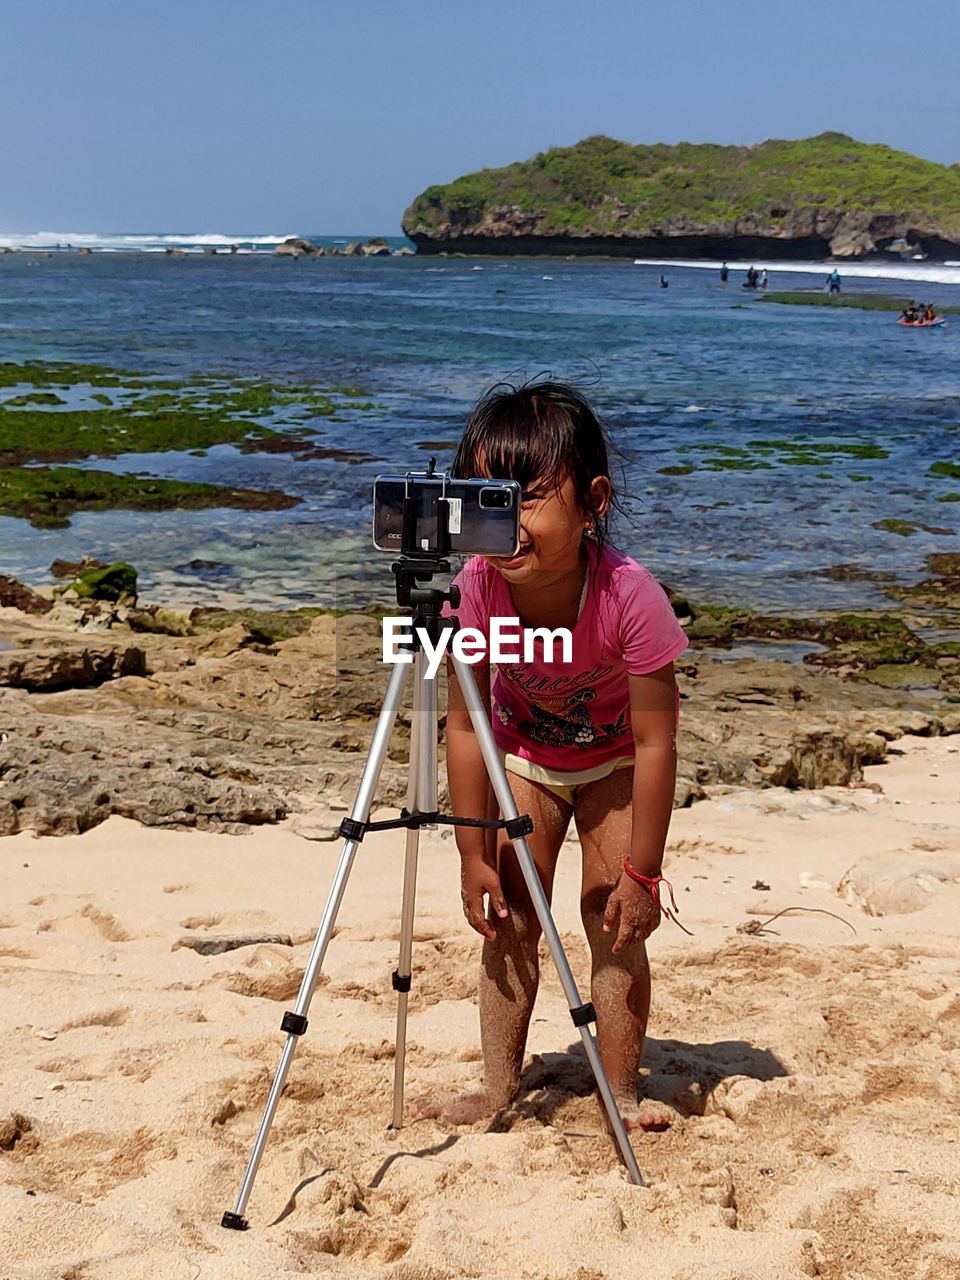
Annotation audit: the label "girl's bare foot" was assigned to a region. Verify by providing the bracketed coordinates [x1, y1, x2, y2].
[413, 1086, 513, 1126]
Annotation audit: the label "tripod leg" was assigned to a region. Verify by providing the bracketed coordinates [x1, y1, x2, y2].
[390, 650, 437, 1127]
[222, 660, 411, 1229]
[450, 655, 644, 1187]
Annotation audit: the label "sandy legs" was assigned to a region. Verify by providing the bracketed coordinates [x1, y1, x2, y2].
[575, 768, 673, 1131]
[418, 767, 671, 1130]
[417, 774, 569, 1124]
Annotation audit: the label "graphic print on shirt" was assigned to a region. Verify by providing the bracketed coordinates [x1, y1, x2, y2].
[496, 664, 629, 752]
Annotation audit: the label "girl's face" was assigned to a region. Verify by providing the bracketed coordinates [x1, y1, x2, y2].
[484, 470, 611, 584]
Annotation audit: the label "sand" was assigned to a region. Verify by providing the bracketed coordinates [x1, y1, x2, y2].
[2, 733, 959, 1280]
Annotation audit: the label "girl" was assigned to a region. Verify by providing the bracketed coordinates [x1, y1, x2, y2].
[427, 380, 687, 1132]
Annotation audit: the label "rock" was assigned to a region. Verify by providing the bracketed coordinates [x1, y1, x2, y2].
[838, 855, 960, 915]
[0, 575, 52, 615]
[0, 801, 18, 836]
[193, 624, 257, 658]
[0, 594, 955, 839]
[56, 561, 137, 604]
[275, 237, 318, 258]
[203, 247, 219, 256]
[0, 1113, 33, 1150]
[361, 238, 391, 256]
[342, 241, 364, 256]
[50, 557, 108, 580]
[173, 933, 293, 955]
[0, 642, 146, 690]
[164, 247, 187, 257]
[828, 210, 877, 257]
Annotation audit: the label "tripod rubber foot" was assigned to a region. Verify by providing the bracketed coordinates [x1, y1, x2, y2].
[221, 1211, 249, 1231]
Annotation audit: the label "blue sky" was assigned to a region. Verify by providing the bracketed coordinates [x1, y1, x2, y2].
[2, 0, 959, 234]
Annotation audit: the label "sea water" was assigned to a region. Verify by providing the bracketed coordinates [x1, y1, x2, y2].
[0, 248, 958, 615]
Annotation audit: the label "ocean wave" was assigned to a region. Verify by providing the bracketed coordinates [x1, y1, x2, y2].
[0, 231, 298, 252]
[632, 257, 960, 287]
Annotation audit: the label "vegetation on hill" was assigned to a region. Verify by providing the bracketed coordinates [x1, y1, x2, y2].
[403, 133, 960, 254]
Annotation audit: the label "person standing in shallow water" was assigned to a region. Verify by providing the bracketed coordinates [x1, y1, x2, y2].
[719, 262, 729, 283]
[417, 381, 688, 1132]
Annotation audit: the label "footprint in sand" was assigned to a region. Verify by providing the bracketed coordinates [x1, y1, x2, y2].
[59, 1006, 130, 1032]
[179, 913, 223, 929]
[38, 903, 131, 942]
[286, 1172, 410, 1266]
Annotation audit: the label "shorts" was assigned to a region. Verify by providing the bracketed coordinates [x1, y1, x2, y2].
[502, 752, 634, 806]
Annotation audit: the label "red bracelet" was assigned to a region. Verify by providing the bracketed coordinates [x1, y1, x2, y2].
[622, 860, 693, 936]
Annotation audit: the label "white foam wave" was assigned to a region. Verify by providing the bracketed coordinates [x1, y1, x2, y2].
[632, 257, 960, 287]
[0, 230, 298, 252]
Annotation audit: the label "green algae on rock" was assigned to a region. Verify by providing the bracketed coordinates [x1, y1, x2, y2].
[0, 359, 380, 524]
[0, 406, 303, 465]
[673, 438, 888, 475]
[762, 291, 960, 313]
[683, 603, 958, 693]
[0, 362, 380, 468]
[885, 553, 960, 612]
[873, 518, 919, 537]
[0, 466, 302, 529]
[55, 562, 138, 604]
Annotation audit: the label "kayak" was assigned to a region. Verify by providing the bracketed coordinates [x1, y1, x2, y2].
[897, 317, 947, 328]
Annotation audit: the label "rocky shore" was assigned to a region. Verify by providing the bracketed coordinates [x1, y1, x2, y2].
[2, 572, 956, 838]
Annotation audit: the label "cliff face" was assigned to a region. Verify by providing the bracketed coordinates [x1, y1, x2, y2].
[402, 134, 960, 259]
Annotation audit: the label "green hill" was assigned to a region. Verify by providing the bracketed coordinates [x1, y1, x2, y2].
[402, 133, 960, 258]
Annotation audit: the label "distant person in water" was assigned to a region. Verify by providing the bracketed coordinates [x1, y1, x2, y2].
[924, 303, 937, 322]
[826, 269, 841, 295]
[901, 302, 918, 323]
[759, 269, 768, 289]
[745, 266, 758, 289]
[719, 262, 729, 284]
[658, 273, 669, 288]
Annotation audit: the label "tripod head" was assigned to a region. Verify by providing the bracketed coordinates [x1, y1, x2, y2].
[391, 458, 460, 631]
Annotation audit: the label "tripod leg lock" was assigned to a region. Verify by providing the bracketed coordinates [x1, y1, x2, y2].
[280, 1011, 309, 1036]
[391, 970, 412, 993]
[339, 817, 366, 842]
[504, 814, 534, 839]
[570, 1001, 597, 1028]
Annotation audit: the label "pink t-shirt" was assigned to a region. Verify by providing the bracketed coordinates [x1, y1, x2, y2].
[444, 541, 687, 769]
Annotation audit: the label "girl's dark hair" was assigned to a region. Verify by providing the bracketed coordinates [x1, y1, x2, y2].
[452, 379, 617, 549]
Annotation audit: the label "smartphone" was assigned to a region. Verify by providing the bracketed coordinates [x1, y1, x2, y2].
[372, 473, 521, 557]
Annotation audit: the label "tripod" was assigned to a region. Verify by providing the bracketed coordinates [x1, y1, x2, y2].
[221, 518, 644, 1230]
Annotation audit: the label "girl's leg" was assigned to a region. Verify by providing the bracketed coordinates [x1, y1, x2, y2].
[574, 767, 672, 1130]
[419, 773, 571, 1123]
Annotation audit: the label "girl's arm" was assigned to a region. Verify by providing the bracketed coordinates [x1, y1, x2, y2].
[626, 662, 679, 875]
[446, 658, 508, 939]
[602, 662, 679, 954]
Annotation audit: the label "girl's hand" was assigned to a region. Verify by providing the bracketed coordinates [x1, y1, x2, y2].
[602, 873, 662, 955]
[460, 853, 508, 940]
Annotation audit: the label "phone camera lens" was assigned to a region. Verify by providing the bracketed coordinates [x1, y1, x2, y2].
[479, 487, 511, 510]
